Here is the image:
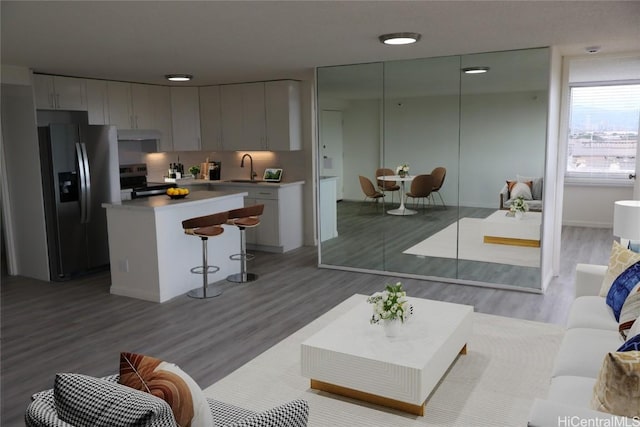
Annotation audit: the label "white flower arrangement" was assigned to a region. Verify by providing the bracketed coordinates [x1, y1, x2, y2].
[510, 196, 529, 213]
[396, 164, 410, 175]
[367, 282, 413, 324]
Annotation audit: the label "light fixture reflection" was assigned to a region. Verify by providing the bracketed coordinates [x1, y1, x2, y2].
[462, 67, 490, 74]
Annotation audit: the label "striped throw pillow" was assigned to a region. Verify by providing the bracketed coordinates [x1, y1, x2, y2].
[619, 285, 640, 339]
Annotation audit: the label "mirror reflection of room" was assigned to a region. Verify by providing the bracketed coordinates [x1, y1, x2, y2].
[318, 47, 549, 290]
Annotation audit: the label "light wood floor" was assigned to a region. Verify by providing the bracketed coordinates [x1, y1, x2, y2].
[322, 202, 542, 288]
[1, 225, 612, 425]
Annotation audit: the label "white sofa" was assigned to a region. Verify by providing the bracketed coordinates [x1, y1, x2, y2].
[528, 264, 636, 426]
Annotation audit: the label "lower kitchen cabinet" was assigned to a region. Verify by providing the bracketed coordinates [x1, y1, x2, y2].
[212, 182, 304, 253]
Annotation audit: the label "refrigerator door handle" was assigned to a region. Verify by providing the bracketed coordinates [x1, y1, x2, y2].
[75, 143, 87, 223]
[80, 143, 92, 223]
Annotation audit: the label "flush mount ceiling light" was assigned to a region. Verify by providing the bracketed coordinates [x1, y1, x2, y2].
[378, 32, 421, 45]
[165, 74, 193, 82]
[461, 66, 490, 74]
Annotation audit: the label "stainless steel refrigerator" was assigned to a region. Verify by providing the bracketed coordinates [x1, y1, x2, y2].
[38, 123, 120, 280]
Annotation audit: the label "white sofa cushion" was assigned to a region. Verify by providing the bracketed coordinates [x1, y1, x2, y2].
[566, 296, 617, 331]
[547, 375, 597, 408]
[552, 328, 623, 378]
[528, 398, 633, 427]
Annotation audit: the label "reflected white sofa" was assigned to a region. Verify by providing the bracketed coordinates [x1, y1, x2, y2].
[527, 263, 636, 426]
[499, 176, 543, 212]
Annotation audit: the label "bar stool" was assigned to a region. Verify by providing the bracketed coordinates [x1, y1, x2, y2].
[182, 211, 229, 299]
[226, 204, 264, 283]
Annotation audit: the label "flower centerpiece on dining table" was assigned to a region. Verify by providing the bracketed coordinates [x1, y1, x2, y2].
[396, 164, 410, 178]
[510, 196, 529, 219]
[367, 282, 413, 336]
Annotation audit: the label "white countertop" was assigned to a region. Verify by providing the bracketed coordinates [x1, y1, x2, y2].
[102, 190, 248, 211]
[171, 178, 305, 188]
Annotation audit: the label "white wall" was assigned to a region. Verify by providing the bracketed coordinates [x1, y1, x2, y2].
[342, 100, 380, 200]
[1, 83, 50, 280]
[459, 90, 547, 207]
[563, 184, 634, 227]
[338, 90, 548, 208]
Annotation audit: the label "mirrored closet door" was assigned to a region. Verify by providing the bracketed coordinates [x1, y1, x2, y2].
[317, 47, 549, 290]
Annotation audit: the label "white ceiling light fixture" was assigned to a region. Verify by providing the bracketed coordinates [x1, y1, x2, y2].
[462, 66, 490, 74]
[379, 32, 421, 45]
[165, 74, 193, 82]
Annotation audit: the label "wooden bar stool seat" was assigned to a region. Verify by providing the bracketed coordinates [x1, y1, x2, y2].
[226, 204, 264, 283]
[182, 211, 229, 299]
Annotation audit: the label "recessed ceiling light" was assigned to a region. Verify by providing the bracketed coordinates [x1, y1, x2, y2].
[585, 46, 601, 54]
[461, 67, 490, 74]
[165, 74, 193, 82]
[378, 32, 421, 45]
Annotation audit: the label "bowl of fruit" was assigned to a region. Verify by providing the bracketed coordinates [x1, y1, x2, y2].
[166, 187, 190, 199]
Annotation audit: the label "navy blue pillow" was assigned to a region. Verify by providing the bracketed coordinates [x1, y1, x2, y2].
[618, 333, 640, 352]
[606, 261, 640, 321]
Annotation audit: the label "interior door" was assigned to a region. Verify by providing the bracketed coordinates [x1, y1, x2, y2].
[320, 110, 343, 200]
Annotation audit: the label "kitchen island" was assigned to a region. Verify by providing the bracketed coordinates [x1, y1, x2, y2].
[103, 190, 247, 302]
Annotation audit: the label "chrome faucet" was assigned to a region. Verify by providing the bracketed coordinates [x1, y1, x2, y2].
[240, 153, 257, 181]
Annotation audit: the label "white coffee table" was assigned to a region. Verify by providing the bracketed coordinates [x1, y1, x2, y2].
[301, 294, 473, 416]
[482, 210, 541, 247]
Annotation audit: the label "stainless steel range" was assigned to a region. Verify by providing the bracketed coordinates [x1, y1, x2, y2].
[119, 163, 176, 199]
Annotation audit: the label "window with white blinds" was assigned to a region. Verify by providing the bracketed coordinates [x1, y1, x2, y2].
[566, 83, 639, 181]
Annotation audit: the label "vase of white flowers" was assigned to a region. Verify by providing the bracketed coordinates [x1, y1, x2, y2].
[367, 282, 413, 337]
[396, 164, 410, 178]
[510, 196, 529, 219]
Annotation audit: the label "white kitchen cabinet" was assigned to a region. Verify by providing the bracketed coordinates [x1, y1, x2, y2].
[85, 79, 109, 125]
[220, 82, 266, 151]
[107, 81, 162, 131]
[211, 182, 304, 252]
[130, 83, 155, 129]
[170, 87, 201, 151]
[33, 74, 87, 111]
[149, 86, 173, 151]
[199, 85, 223, 151]
[265, 80, 301, 151]
[242, 82, 267, 150]
[106, 81, 133, 129]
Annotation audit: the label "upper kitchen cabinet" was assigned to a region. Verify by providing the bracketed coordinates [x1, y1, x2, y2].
[199, 85, 223, 151]
[220, 80, 301, 151]
[33, 74, 87, 111]
[85, 79, 109, 125]
[107, 82, 159, 130]
[130, 84, 155, 129]
[265, 80, 301, 151]
[221, 82, 266, 151]
[149, 86, 173, 152]
[106, 81, 133, 129]
[170, 87, 201, 151]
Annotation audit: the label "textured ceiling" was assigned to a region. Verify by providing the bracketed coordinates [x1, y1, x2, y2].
[2, 1, 639, 86]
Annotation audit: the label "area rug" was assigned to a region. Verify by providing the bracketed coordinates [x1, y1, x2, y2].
[203, 295, 563, 426]
[402, 217, 540, 268]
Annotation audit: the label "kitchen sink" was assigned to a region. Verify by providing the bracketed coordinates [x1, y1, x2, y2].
[224, 179, 264, 183]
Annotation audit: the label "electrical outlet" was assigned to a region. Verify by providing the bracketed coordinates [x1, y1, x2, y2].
[119, 259, 129, 273]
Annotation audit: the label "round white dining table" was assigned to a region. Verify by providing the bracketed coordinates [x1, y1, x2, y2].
[377, 174, 416, 215]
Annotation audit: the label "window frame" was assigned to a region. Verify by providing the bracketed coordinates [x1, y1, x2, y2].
[564, 79, 640, 186]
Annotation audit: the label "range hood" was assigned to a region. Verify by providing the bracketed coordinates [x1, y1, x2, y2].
[117, 129, 162, 141]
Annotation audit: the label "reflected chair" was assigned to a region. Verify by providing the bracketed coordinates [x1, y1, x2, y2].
[182, 210, 230, 298]
[358, 176, 385, 212]
[376, 168, 400, 204]
[226, 204, 264, 283]
[429, 167, 447, 209]
[405, 174, 435, 211]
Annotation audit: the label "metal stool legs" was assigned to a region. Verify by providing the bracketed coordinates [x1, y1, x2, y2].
[227, 226, 258, 283]
[187, 236, 223, 298]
